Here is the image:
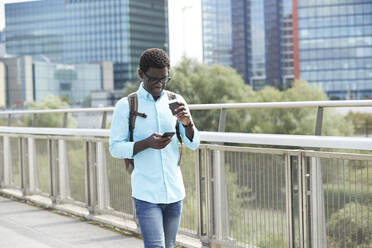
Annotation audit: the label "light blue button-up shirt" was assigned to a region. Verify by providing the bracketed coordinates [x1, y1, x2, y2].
[109, 83, 200, 204]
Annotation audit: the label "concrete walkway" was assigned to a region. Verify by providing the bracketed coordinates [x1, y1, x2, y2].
[0, 196, 144, 248]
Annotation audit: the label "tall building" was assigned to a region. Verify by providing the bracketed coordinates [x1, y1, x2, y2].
[231, 0, 251, 85]
[203, 0, 295, 90]
[4, 0, 169, 89]
[0, 55, 113, 107]
[297, 0, 372, 99]
[202, 0, 233, 66]
[0, 56, 34, 107]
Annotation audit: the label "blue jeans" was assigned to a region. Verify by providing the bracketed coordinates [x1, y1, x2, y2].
[133, 198, 182, 248]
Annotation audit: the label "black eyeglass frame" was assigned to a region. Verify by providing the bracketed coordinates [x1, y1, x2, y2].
[143, 70, 171, 85]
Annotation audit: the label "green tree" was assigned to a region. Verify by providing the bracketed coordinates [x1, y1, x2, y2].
[167, 58, 254, 131]
[121, 58, 353, 136]
[246, 80, 353, 136]
[24, 95, 77, 128]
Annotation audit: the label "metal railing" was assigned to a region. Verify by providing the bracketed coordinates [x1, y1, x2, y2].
[1, 99, 372, 130]
[1, 100, 372, 247]
[0, 127, 371, 248]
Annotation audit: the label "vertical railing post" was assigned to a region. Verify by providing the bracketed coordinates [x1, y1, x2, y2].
[7, 114, 11, 126]
[211, 108, 230, 243]
[85, 141, 97, 216]
[311, 106, 327, 248]
[58, 139, 71, 201]
[63, 113, 68, 128]
[298, 153, 305, 247]
[101, 111, 107, 129]
[213, 148, 229, 243]
[20, 137, 30, 196]
[48, 139, 58, 205]
[205, 148, 214, 246]
[28, 137, 38, 193]
[195, 147, 203, 237]
[285, 154, 295, 248]
[3, 136, 11, 187]
[96, 141, 110, 211]
[299, 153, 311, 248]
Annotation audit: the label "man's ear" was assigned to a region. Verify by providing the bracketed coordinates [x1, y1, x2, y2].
[138, 68, 144, 79]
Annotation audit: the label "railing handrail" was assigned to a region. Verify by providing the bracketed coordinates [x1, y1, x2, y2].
[0, 126, 371, 150]
[1, 99, 372, 115]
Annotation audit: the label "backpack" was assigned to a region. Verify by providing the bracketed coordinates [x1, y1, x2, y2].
[124, 90, 183, 174]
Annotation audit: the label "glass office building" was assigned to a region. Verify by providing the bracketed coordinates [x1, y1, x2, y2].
[0, 55, 107, 107]
[231, 0, 251, 84]
[203, 0, 295, 89]
[298, 0, 372, 99]
[33, 62, 102, 105]
[202, 0, 233, 66]
[229, 0, 294, 89]
[5, 0, 169, 89]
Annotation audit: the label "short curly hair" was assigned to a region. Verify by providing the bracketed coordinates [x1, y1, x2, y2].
[139, 48, 170, 73]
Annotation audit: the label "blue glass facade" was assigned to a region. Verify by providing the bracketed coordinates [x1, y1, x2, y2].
[33, 62, 102, 105]
[231, 0, 250, 83]
[202, 0, 232, 66]
[229, 0, 294, 89]
[298, 0, 372, 99]
[5, 0, 169, 89]
[250, 0, 266, 82]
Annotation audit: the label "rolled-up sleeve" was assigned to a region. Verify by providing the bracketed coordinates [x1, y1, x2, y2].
[177, 95, 200, 150]
[109, 98, 134, 159]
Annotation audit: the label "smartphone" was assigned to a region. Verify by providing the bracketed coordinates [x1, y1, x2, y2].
[169, 101, 181, 115]
[161, 132, 175, 138]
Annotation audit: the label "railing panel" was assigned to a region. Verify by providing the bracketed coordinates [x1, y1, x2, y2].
[179, 147, 198, 235]
[305, 153, 372, 248]
[10, 137, 21, 188]
[105, 144, 133, 216]
[66, 140, 86, 203]
[223, 150, 288, 248]
[35, 138, 51, 195]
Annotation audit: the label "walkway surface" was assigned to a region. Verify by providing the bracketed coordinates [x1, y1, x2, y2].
[0, 196, 144, 248]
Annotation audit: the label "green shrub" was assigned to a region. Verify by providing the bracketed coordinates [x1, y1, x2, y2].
[327, 203, 372, 247]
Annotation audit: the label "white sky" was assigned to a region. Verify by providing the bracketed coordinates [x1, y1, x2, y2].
[0, 0, 202, 65]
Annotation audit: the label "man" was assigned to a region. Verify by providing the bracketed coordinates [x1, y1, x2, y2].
[109, 48, 200, 248]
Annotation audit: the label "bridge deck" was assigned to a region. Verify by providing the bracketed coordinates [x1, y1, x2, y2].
[0, 196, 144, 248]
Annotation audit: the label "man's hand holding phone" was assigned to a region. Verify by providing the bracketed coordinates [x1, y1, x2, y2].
[145, 133, 172, 149]
[169, 101, 192, 126]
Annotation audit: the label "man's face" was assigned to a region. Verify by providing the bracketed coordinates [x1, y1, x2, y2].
[139, 67, 169, 98]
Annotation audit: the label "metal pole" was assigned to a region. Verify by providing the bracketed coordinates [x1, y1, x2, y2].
[63, 113, 68, 128]
[285, 154, 295, 248]
[85, 141, 96, 216]
[195, 148, 202, 237]
[3, 136, 11, 187]
[28, 137, 38, 193]
[48, 139, 58, 205]
[311, 106, 327, 248]
[19, 137, 26, 195]
[96, 142, 109, 211]
[212, 109, 230, 243]
[101, 111, 107, 129]
[204, 148, 213, 247]
[7, 114, 11, 126]
[58, 139, 70, 201]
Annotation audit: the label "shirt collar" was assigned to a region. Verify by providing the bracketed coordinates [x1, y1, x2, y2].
[137, 82, 166, 101]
